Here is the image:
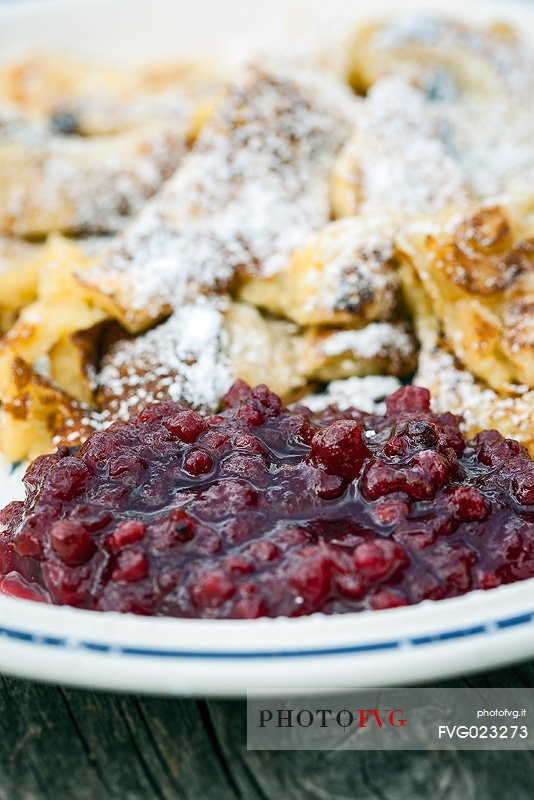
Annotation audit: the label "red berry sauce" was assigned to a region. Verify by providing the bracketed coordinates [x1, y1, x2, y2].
[0, 382, 533, 618]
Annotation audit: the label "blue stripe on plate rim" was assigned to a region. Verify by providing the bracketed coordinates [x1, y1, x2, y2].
[0, 610, 531, 659]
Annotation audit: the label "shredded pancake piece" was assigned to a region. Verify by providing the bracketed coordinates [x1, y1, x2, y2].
[80, 66, 357, 332]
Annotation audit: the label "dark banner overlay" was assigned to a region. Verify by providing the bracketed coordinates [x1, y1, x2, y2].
[247, 688, 533, 750]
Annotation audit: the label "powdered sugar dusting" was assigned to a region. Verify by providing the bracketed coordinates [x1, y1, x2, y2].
[301, 375, 401, 414]
[371, 15, 534, 98]
[417, 345, 534, 448]
[321, 322, 414, 361]
[1, 123, 186, 236]
[301, 214, 399, 320]
[58, 90, 197, 136]
[348, 16, 534, 205]
[335, 75, 470, 218]
[85, 66, 357, 325]
[442, 99, 534, 200]
[97, 297, 233, 421]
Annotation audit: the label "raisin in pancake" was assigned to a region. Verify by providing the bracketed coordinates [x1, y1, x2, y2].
[0, 122, 187, 237]
[0, 54, 224, 136]
[348, 15, 534, 103]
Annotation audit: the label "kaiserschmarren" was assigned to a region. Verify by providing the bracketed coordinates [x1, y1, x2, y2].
[3, 13, 534, 619]
[0, 14, 533, 469]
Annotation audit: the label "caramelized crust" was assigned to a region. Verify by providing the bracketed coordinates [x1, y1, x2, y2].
[238, 214, 400, 327]
[0, 357, 94, 461]
[401, 214, 534, 455]
[96, 299, 231, 423]
[399, 195, 534, 391]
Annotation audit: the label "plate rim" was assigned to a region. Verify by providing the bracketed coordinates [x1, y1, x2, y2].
[1, 0, 534, 693]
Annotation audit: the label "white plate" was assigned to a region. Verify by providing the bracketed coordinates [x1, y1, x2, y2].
[1, 0, 534, 696]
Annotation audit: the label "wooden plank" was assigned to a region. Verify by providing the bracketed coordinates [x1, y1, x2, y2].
[0, 678, 237, 800]
[206, 685, 534, 800]
[0, 666, 533, 800]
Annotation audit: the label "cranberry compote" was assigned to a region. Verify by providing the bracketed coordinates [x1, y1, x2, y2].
[1, 383, 533, 617]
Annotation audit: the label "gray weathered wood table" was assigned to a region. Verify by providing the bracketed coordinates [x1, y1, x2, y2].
[1, 659, 534, 799]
